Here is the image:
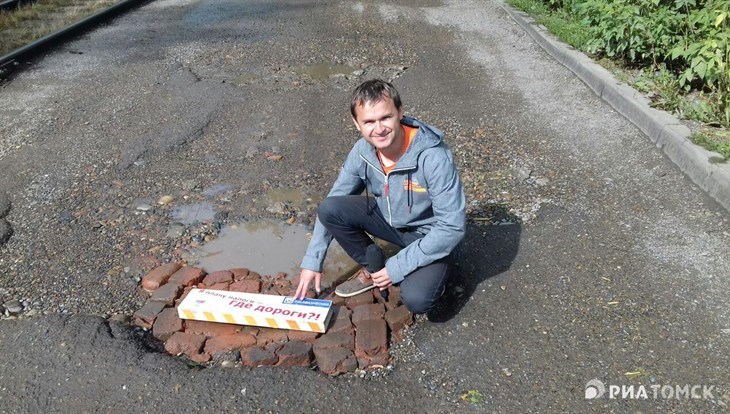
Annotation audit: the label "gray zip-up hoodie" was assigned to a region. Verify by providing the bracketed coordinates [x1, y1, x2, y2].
[301, 116, 466, 284]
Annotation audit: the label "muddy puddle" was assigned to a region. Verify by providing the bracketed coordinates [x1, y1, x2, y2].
[183, 220, 390, 288]
[171, 202, 216, 225]
[202, 184, 232, 197]
[296, 63, 359, 80]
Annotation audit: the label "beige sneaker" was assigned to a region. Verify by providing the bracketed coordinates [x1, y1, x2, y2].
[335, 268, 375, 297]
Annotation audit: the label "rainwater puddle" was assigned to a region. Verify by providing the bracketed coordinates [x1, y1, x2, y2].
[202, 183, 232, 197]
[171, 202, 216, 225]
[186, 221, 363, 287]
[264, 187, 313, 205]
[296, 63, 358, 80]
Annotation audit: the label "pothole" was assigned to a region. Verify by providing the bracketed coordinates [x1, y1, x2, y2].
[181, 220, 391, 288]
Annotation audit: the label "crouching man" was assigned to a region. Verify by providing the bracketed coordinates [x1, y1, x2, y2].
[294, 79, 465, 314]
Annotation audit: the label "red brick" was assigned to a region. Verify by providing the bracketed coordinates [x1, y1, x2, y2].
[261, 288, 278, 296]
[240, 326, 260, 336]
[229, 279, 261, 293]
[164, 332, 206, 357]
[169, 267, 206, 287]
[374, 286, 402, 311]
[241, 347, 277, 367]
[202, 270, 233, 286]
[264, 341, 285, 354]
[326, 306, 353, 335]
[203, 333, 256, 355]
[286, 329, 320, 343]
[256, 328, 288, 346]
[141, 263, 182, 292]
[273, 272, 291, 288]
[247, 271, 262, 282]
[133, 301, 166, 329]
[313, 332, 354, 352]
[324, 292, 346, 306]
[384, 305, 413, 334]
[390, 328, 408, 344]
[190, 352, 211, 363]
[152, 307, 184, 341]
[276, 341, 312, 367]
[274, 286, 292, 296]
[314, 347, 358, 376]
[207, 281, 231, 291]
[149, 281, 183, 306]
[354, 319, 389, 368]
[230, 268, 250, 281]
[345, 291, 373, 309]
[174, 286, 194, 307]
[351, 303, 385, 327]
[185, 320, 242, 337]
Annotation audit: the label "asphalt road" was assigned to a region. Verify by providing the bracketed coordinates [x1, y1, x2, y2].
[0, 0, 728, 412]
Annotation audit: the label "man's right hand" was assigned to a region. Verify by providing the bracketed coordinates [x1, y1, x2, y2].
[294, 268, 322, 299]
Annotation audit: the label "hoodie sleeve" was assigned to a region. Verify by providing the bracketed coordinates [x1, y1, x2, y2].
[300, 143, 366, 272]
[385, 148, 466, 283]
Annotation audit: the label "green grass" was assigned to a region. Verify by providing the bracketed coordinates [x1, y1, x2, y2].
[507, 0, 592, 50]
[690, 130, 730, 161]
[0, 0, 119, 56]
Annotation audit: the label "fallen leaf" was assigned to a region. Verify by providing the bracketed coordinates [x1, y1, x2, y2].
[624, 369, 646, 379]
[460, 390, 485, 404]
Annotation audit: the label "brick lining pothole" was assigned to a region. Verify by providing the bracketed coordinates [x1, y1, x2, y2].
[132, 263, 413, 375]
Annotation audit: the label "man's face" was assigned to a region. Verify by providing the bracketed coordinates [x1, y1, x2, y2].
[351, 97, 405, 155]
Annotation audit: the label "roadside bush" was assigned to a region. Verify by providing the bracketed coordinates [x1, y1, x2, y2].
[548, 0, 729, 127]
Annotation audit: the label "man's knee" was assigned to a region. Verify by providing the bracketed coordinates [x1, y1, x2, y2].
[317, 197, 341, 224]
[399, 288, 435, 315]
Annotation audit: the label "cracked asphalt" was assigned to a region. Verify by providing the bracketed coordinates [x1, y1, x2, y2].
[0, 0, 728, 412]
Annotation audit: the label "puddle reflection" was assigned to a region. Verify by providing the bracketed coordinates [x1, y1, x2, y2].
[186, 220, 365, 287]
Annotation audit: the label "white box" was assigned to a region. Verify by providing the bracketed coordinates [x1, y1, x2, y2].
[177, 289, 332, 333]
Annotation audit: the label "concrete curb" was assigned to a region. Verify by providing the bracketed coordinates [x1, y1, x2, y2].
[0, 0, 150, 77]
[499, 2, 730, 212]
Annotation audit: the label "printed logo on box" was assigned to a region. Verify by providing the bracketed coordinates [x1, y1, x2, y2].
[282, 297, 331, 307]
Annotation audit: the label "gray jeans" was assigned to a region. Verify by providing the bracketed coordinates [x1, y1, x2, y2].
[318, 195, 451, 314]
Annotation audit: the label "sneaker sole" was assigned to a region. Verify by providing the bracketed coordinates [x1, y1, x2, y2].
[334, 283, 375, 298]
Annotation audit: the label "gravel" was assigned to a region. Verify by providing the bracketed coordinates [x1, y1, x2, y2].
[4, 300, 23, 315]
